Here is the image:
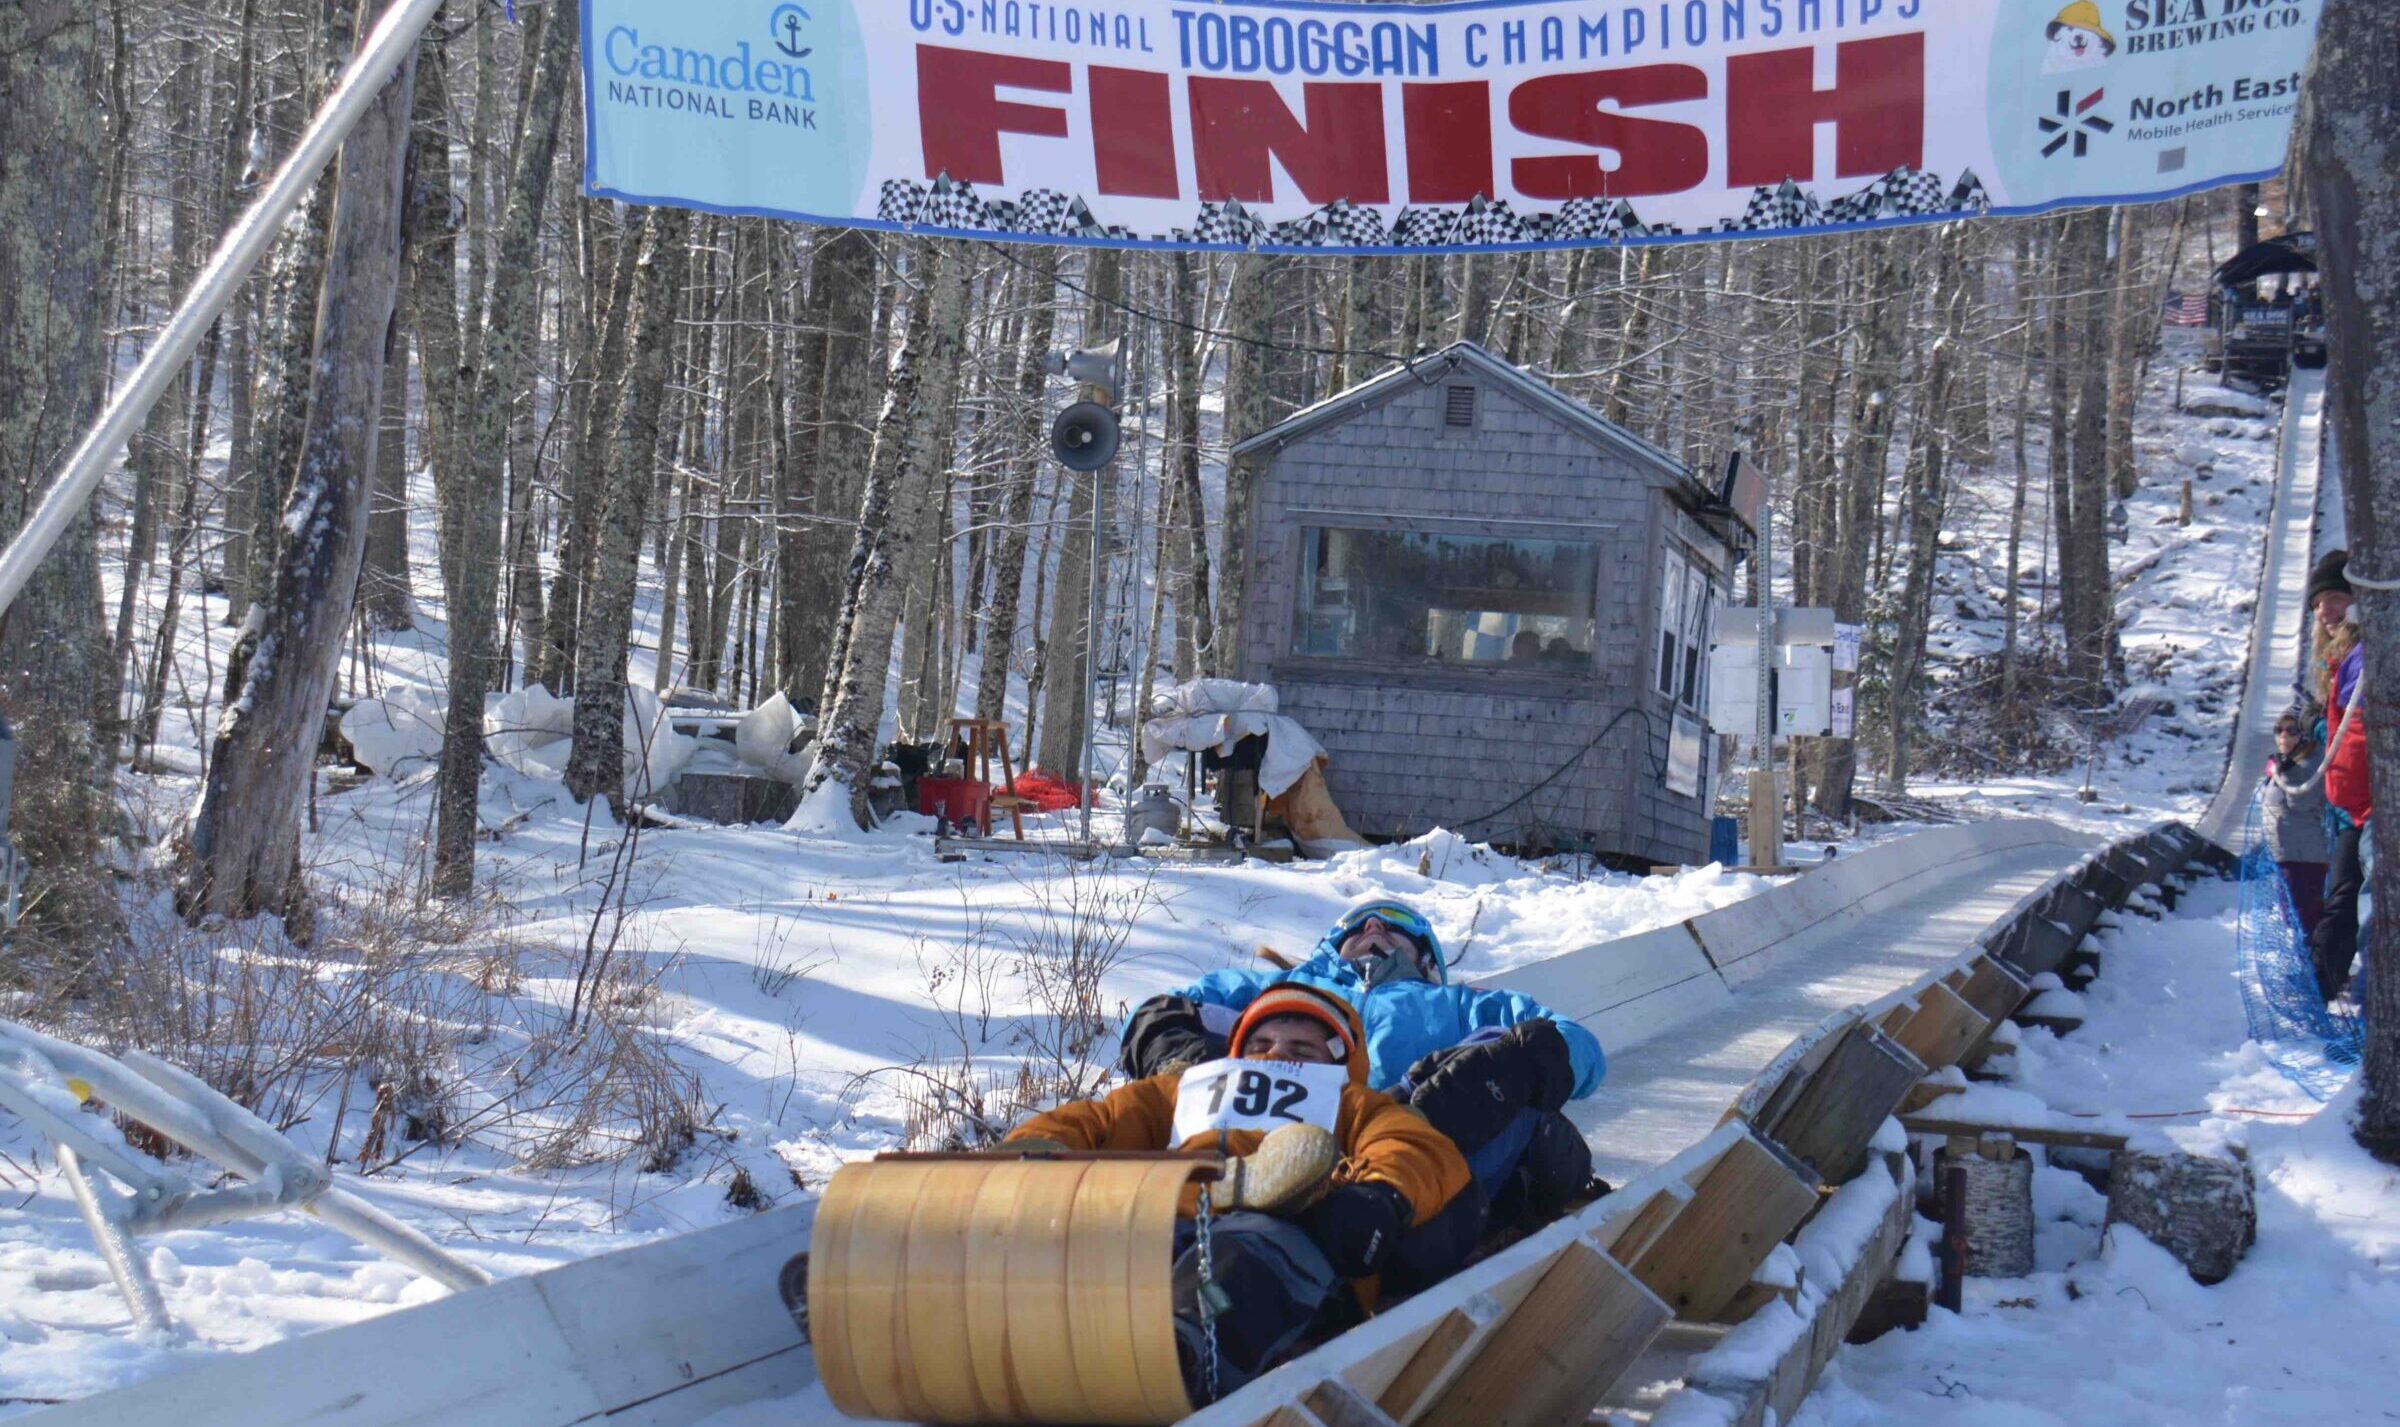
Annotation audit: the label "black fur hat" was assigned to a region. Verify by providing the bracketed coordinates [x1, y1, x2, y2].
[2305, 550, 2352, 610]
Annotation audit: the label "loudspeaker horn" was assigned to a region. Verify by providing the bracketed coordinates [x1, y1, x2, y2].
[1051, 401, 1122, 472]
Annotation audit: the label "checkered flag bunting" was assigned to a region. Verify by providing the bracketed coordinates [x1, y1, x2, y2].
[874, 167, 1994, 249]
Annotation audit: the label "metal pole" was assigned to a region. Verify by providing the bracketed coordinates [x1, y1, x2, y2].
[0, 0, 448, 620]
[1079, 471, 1104, 846]
[1749, 464, 1783, 869]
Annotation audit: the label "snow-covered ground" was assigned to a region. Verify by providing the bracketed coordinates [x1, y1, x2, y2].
[0, 760, 1771, 1408]
[0, 296, 2335, 1417]
[1796, 878, 2400, 1426]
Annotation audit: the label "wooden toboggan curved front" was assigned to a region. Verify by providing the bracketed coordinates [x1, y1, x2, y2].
[809, 1153, 1221, 1425]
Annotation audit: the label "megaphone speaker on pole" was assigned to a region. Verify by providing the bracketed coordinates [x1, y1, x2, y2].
[1051, 401, 1121, 472]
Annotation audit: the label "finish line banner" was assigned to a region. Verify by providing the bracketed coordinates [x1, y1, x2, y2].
[581, 0, 2322, 253]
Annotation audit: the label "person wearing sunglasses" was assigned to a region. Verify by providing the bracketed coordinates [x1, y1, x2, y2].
[1120, 898, 1607, 1235]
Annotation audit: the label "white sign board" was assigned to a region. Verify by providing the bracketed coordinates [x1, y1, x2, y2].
[1706, 643, 1836, 744]
[1714, 606, 1839, 649]
[1778, 647, 1833, 736]
[1667, 712, 1705, 799]
[1834, 623, 1864, 674]
[1832, 685, 1857, 740]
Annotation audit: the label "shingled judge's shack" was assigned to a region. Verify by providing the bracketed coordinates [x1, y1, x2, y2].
[1231, 341, 1748, 866]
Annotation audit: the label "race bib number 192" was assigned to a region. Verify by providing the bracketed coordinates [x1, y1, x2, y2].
[1171, 1060, 1347, 1142]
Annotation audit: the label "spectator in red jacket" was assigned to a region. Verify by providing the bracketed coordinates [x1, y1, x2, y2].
[2304, 551, 2369, 1001]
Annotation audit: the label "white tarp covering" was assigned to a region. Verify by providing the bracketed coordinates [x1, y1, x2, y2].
[485, 684, 694, 800]
[1140, 679, 1325, 798]
[731, 691, 811, 784]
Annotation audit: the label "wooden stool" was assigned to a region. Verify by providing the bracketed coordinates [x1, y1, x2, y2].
[949, 717, 1028, 839]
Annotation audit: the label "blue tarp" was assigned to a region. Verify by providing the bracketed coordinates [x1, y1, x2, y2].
[2234, 796, 2362, 1100]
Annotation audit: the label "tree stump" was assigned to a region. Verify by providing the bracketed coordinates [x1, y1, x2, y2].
[1936, 1139, 2035, 1278]
[2105, 1150, 2257, 1284]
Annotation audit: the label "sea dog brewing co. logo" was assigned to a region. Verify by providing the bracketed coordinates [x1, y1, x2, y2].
[2042, 1, 2118, 70]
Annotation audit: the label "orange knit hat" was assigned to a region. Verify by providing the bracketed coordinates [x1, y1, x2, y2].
[1229, 983, 1361, 1065]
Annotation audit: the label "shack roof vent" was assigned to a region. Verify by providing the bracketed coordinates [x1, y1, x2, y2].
[1444, 384, 1477, 428]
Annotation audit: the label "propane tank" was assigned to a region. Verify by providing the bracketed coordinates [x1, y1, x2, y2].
[1122, 784, 1180, 846]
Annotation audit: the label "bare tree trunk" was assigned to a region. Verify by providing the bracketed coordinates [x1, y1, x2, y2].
[109, 36, 204, 738]
[238, 0, 354, 627]
[1816, 239, 1909, 812]
[782, 231, 877, 706]
[2061, 208, 2116, 698]
[1884, 231, 1968, 791]
[799, 242, 970, 826]
[1603, 251, 1655, 426]
[179, 20, 413, 927]
[432, 0, 575, 894]
[1214, 255, 1272, 675]
[538, 206, 633, 694]
[975, 250, 1057, 724]
[1035, 252, 1122, 776]
[1169, 253, 1214, 680]
[564, 206, 690, 806]
[1340, 259, 1377, 388]
[0, 0, 118, 937]
[2105, 207, 2148, 502]
[1455, 255, 1495, 347]
[2001, 243, 2038, 709]
[359, 309, 417, 629]
[2301, 0, 2400, 1160]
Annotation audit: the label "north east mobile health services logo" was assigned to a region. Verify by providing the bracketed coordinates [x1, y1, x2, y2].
[2039, 86, 2115, 158]
[589, 0, 872, 218]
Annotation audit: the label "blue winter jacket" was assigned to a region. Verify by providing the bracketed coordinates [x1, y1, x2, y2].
[1164, 945, 1606, 1098]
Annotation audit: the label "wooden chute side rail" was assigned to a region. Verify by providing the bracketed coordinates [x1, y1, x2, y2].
[1183, 1121, 1821, 1427]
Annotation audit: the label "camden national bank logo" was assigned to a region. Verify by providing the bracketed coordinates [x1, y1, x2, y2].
[588, 0, 872, 218]
[598, 2, 838, 128]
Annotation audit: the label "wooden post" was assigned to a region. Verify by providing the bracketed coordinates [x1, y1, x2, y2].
[1935, 1161, 1969, 1312]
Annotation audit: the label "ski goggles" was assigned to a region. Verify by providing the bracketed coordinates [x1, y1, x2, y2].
[1335, 906, 1439, 979]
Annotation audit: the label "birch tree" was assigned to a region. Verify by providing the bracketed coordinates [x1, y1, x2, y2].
[181, 13, 413, 926]
[798, 241, 970, 827]
[430, 0, 577, 893]
[563, 206, 690, 806]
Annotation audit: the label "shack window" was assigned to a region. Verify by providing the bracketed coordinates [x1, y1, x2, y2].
[1656, 546, 1718, 710]
[1294, 528, 1597, 670]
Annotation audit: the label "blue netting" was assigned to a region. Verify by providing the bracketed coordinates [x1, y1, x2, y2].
[2234, 794, 2363, 1099]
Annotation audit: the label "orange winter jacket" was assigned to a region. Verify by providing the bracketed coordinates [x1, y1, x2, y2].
[1006, 995, 1468, 1229]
